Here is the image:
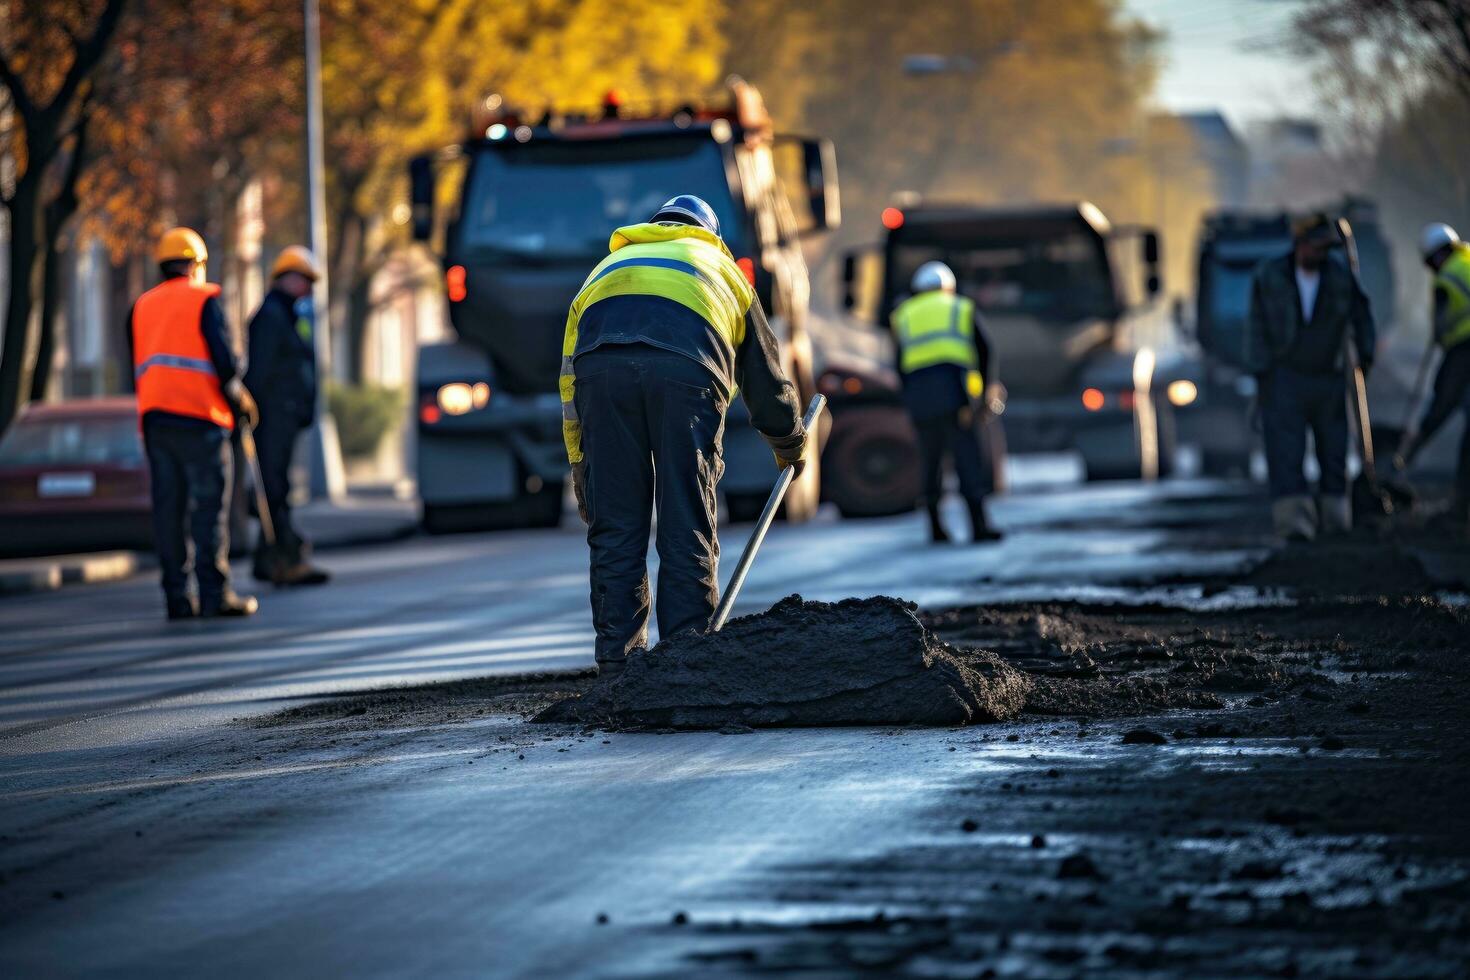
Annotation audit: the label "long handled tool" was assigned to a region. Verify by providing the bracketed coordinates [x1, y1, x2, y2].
[238, 421, 277, 553]
[1336, 218, 1394, 516]
[1393, 339, 1438, 468]
[708, 394, 825, 632]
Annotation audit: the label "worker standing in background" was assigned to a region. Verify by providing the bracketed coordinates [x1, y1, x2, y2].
[561, 195, 808, 677]
[1246, 214, 1376, 542]
[1394, 223, 1470, 533]
[891, 261, 1002, 544]
[244, 246, 330, 586]
[129, 228, 259, 620]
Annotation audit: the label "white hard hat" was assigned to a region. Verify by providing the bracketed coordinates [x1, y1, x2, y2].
[1420, 222, 1460, 260]
[911, 261, 956, 294]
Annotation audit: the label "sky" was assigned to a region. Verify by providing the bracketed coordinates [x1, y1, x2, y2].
[1125, 0, 1322, 130]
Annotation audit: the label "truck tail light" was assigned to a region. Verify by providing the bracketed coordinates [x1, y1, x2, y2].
[446, 265, 468, 302]
[881, 207, 904, 230]
[419, 394, 442, 425]
[736, 256, 756, 286]
[1081, 388, 1105, 412]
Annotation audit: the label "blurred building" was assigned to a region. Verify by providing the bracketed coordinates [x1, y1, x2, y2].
[1174, 111, 1250, 209]
[1247, 117, 1357, 210]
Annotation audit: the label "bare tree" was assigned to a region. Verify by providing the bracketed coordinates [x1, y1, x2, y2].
[0, 0, 127, 433]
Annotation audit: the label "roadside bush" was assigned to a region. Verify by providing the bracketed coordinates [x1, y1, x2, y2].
[327, 382, 405, 461]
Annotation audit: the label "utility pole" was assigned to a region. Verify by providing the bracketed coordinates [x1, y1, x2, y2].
[304, 0, 345, 499]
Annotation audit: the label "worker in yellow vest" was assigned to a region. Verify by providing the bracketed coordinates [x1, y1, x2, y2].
[1395, 222, 1470, 530]
[128, 227, 259, 620]
[890, 261, 1002, 543]
[561, 195, 807, 676]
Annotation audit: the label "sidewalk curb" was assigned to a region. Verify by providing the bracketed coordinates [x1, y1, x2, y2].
[0, 552, 144, 597]
[0, 515, 419, 599]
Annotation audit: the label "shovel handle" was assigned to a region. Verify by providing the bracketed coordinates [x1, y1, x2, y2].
[708, 394, 825, 632]
[239, 422, 277, 549]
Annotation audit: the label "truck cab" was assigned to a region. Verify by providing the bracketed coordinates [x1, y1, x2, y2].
[834, 201, 1171, 504]
[409, 80, 839, 531]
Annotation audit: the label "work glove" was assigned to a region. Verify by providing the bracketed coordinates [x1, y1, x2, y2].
[765, 423, 807, 479]
[571, 459, 589, 524]
[226, 380, 260, 428]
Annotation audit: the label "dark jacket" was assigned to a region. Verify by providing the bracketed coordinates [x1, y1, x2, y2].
[125, 276, 240, 429]
[244, 288, 317, 428]
[577, 293, 801, 440]
[1246, 253, 1375, 376]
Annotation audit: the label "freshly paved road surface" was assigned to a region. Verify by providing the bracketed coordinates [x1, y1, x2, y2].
[0, 480, 1265, 975]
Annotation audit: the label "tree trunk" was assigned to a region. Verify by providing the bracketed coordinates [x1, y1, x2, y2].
[0, 172, 45, 433]
[30, 239, 64, 402]
[347, 269, 372, 382]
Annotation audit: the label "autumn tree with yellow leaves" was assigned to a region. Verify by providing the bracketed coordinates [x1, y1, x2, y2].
[727, 0, 1215, 302]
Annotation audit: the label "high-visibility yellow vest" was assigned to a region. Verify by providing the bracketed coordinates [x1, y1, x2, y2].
[560, 222, 755, 464]
[1435, 243, 1470, 351]
[891, 290, 983, 398]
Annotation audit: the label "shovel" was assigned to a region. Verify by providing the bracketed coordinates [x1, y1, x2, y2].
[238, 421, 278, 560]
[1335, 219, 1396, 518]
[1393, 339, 1437, 469]
[708, 394, 826, 632]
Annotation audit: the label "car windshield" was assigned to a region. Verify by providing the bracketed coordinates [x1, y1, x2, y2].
[459, 135, 740, 258]
[891, 231, 1116, 322]
[0, 416, 143, 467]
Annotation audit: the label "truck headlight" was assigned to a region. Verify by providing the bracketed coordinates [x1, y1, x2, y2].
[1166, 380, 1198, 406]
[438, 383, 475, 415]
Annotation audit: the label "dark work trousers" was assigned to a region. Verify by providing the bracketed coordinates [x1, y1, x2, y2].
[143, 416, 233, 604]
[1260, 366, 1348, 499]
[912, 407, 993, 510]
[574, 344, 726, 665]
[252, 413, 307, 571]
[1420, 343, 1470, 511]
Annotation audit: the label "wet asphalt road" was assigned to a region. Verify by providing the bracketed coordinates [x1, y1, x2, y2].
[0, 480, 1276, 975]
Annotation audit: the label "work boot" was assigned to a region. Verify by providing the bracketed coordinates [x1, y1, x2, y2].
[926, 503, 951, 544]
[166, 596, 198, 621]
[1318, 494, 1352, 535]
[596, 658, 626, 681]
[201, 591, 259, 618]
[1271, 495, 1317, 543]
[276, 562, 331, 587]
[968, 501, 1004, 543]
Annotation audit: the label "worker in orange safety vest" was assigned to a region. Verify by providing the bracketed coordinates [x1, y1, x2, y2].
[128, 226, 259, 620]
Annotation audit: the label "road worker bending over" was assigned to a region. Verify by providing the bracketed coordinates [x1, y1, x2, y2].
[561, 195, 807, 677]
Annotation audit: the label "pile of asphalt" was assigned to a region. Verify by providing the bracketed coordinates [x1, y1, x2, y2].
[534, 595, 1029, 730]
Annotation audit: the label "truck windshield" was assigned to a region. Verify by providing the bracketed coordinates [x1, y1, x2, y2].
[459, 135, 739, 259]
[890, 232, 1115, 322]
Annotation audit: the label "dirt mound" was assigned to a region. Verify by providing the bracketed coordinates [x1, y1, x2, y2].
[535, 595, 1029, 730]
[1239, 537, 1440, 597]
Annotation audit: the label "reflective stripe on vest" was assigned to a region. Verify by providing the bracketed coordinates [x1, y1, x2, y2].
[1436, 244, 1470, 351]
[893, 290, 981, 368]
[131, 278, 234, 429]
[561, 223, 754, 464]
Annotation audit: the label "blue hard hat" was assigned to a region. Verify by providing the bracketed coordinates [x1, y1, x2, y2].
[651, 194, 720, 237]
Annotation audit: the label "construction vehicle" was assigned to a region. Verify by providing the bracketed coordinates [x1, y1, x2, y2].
[407, 80, 840, 531]
[828, 201, 1174, 514]
[1186, 199, 1397, 475]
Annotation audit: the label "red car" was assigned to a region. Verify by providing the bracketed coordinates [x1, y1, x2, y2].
[0, 398, 155, 556]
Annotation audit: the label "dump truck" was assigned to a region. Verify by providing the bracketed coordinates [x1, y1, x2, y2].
[826, 201, 1175, 514]
[408, 80, 840, 531]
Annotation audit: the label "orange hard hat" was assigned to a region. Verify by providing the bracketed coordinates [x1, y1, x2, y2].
[270, 245, 322, 282]
[155, 227, 208, 264]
